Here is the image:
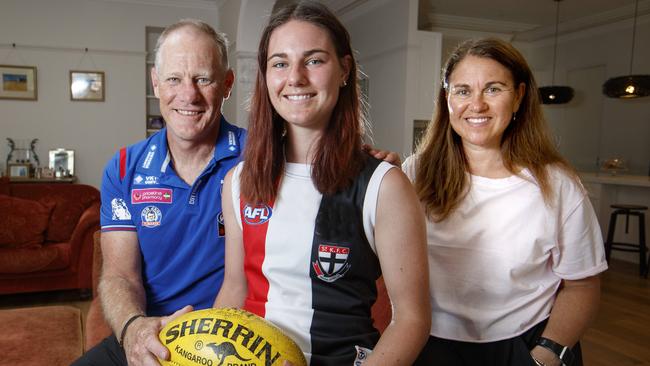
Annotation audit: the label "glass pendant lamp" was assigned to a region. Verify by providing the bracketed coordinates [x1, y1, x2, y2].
[602, 0, 650, 98]
[539, 0, 574, 104]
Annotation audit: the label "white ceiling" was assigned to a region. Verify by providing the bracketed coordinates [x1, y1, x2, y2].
[320, 0, 650, 41]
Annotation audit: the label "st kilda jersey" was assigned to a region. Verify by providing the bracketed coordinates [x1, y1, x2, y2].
[231, 156, 394, 365]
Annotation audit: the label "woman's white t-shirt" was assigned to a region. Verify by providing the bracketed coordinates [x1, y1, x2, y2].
[402, 156, 607, 342]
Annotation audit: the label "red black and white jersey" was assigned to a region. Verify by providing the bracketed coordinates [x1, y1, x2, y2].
[231, 157, 393, 365]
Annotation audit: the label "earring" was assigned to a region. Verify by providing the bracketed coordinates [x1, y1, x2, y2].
[341, 80, 347, 87]
[512, 113, 517, 121]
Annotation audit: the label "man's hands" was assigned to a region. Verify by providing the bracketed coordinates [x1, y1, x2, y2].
[362, 144, 402, 166]
[122, 305, 194, 366]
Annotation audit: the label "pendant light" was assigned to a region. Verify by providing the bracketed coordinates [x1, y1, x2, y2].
[603, 0, 650, 98]
[539, 0, 574, 104]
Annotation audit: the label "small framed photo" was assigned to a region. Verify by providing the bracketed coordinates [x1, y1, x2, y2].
[7, 163, 31, 178]
[70, 70, 105, 101]
[147, 115, 165, 130]
[49, 148, 75, 177]
[41, 167, 55, 178]
[0, 65, 37, 100]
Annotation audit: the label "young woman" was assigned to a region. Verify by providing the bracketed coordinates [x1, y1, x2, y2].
[215, 2, 430, 365]
[404, 38, 608, 366]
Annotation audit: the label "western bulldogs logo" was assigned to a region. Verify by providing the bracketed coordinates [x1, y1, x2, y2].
[312, 244, 351, 282]
[243, 204, 272, 225]
[141, 206, 162, 228]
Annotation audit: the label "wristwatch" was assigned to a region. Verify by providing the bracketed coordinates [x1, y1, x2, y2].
[536, 337, 575, 366]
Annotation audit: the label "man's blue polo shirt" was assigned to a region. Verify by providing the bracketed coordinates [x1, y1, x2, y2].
[100, 117, 246, 316]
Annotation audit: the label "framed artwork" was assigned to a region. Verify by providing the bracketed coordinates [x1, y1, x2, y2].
[70, 70, 105, 101]
[7, 163, 30, 177]
[49, 148, 75, 177]
[0, 65, 37, 100]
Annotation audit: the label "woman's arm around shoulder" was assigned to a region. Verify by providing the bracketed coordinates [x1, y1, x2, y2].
[366, 167, 431, 365]
[213, 168, 248, 309]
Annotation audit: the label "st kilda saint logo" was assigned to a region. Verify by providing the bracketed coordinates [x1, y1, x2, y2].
[243, 204, 273, 225]
[312, 244, 351, 282]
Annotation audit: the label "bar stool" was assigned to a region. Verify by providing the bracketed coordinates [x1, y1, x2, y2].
[604, 204, 648, 277]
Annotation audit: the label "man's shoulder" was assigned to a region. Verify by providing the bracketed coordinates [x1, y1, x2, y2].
[104, 134, 159, 175]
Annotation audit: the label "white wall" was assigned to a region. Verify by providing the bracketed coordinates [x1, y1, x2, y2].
[0, 0, 218, 187]
[343, 0, 440, 157]
[218, 0, 274, 129]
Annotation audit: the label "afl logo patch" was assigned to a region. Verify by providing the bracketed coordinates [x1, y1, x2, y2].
[243, 204, 272, 225]
[141, 206, 162, 228]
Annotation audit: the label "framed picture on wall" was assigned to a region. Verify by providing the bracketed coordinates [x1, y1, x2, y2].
[0, 65, 37, 100]
[70, 70, 105, 101]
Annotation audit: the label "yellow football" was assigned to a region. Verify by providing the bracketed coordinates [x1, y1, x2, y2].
[158, 308, 307, 366]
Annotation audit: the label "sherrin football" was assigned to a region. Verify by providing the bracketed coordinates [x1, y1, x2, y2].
[158, 308, 307, 366]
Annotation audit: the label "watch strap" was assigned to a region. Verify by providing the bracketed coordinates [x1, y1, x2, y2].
[536, 337, 574, 366]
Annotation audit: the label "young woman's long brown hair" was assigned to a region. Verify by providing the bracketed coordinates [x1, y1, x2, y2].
[240, 1, 366, 203]
[415, 38, 577, 222]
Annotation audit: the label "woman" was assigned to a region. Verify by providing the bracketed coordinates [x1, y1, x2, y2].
[215, 2, 430, 365]
[403, 38, 607, 366]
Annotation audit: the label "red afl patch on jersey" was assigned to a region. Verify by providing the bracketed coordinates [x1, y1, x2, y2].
[243, 204, 273, 225]
[131, 188, 173, 204]
[312, 244, 351, 283]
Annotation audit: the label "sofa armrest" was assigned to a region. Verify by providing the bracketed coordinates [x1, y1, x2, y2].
[66, 201, 100, 289]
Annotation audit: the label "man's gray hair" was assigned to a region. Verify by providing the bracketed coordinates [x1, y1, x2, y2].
[153, 18, 229, 73]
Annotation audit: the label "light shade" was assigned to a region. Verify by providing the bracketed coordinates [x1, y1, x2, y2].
[539, 86, 574, 104]
[602, 75, 650, 98]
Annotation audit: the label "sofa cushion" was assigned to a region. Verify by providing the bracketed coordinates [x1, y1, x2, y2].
[0, 242, 70, 274]
[0, 194, 54, 248]
[9, 184, 100, 242]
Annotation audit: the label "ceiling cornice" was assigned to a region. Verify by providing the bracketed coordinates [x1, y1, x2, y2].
[427, 13, 536, 34]
[515, 1, 650, 41]
[95, 0, 217, 10]
[425, 0, 650, 42]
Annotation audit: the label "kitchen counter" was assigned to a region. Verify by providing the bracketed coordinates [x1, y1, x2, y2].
[579, 172, 650, 188]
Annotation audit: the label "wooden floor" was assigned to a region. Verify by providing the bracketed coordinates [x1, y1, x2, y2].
[582, 259, 650, 365]
[0, 259, 649, 364]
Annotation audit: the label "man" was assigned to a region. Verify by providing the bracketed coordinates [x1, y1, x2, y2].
[73, 19, 244, 365]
